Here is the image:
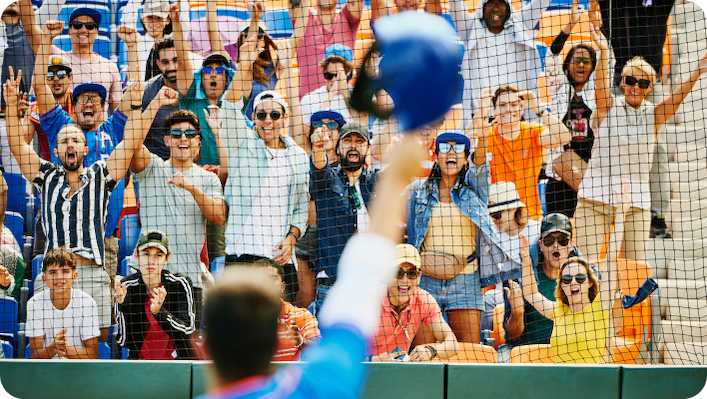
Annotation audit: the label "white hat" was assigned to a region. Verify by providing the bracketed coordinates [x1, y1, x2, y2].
[488, 181, 526, 213]
[253, 91, 288, 112]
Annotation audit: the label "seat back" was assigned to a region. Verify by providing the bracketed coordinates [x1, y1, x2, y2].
[5, 211, 24, 249]
[30, 255, 44, 295]
[509, 344, 553, 363]
[118, 214, 140, 265]
[263, 9, 293, 38]
[4, 173, 27, 220]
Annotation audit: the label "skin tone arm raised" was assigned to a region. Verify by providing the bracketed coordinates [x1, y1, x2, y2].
[170, 3, 194, 97]
[520, 90, 571, 149]
[521, 234, 554, 320]
[33, 20, 63, 116]
[5, 68, 43, 182]
[654, 52, 707, 132]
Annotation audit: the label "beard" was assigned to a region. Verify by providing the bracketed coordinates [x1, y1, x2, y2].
[62, 154, 83, 172]
[164, 70, 177, 83]
[340, 150, 365, 172]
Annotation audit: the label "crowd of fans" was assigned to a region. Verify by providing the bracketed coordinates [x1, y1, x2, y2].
[0, 0, 700, 366]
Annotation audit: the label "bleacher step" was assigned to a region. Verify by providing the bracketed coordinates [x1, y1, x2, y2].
[656, 279, 706, 316]
[671, 181, 707, 202]
[667, 258, 707, 279]
[669, 199, 707, 222]
[665, 299, 707, 321]
[673, 144, 707, 163]
[669, 217, 707, 239]
[661, 320, 707, 344]
[668, 161, 707, 183]
[661, 342, 707, 365]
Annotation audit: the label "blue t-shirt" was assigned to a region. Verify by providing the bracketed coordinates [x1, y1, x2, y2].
[195, 324, 367, 399]
[39, 104, 127, 236]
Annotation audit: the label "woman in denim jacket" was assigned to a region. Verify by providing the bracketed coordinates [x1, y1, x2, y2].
[406, 127, 519, 343]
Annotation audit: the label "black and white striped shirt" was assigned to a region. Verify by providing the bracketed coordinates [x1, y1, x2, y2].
[33, 160, 117, 266]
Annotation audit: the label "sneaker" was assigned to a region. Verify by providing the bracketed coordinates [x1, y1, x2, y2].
[650, 215, 673, 239]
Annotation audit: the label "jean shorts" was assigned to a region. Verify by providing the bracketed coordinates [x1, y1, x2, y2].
[419, 270, 483, 312]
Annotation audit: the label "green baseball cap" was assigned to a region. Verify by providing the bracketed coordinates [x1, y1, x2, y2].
[136, 229, 170, 254]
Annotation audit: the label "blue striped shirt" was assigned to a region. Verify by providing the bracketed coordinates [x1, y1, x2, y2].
[33, 160, 117, 266]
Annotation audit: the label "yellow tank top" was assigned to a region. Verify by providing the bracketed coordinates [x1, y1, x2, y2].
[421, 202, 477, 274]
[551, 299, 608, 364]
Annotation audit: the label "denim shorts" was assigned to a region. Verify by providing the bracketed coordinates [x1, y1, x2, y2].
[419, 270, 483, 312]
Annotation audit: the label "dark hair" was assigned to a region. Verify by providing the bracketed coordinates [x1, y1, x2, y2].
[253, 258, 285, 282]
[319, 55, 354, 74]
[153, 37, 175, 55]
[563, 44, 597, 86]
[204, 282, 279, 381]
[492, 84, 520, 107]
[236, 27, 278, 87]
[164, 110, 201, 137]
[42, 247, 77, 273]
[425, 162, 470, 192]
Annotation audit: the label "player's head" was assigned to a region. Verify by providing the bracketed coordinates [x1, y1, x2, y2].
[55, 125, 88, 172]
[203, 267, 280, 382]
[253, 258, 286, 296]
[135, 230, 172, 279]
[41, 247, 78, 293]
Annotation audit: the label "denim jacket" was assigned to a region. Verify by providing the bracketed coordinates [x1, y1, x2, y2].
[406, 156, 521, 287]
[221, 99, 310, 244]
[310, 157, 378, 279]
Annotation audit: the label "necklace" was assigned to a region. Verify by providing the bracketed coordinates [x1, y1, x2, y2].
[390, 301, 410, 340]
[265, 141, 283, 160]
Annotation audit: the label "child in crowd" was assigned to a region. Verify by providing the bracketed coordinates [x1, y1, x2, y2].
[115, 230, 196, 360]
[27, 247, 99, 359]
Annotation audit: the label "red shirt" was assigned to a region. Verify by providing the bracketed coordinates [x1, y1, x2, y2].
[140, 285, 175, 360]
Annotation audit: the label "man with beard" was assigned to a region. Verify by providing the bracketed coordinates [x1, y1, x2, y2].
[221, 40, 309, 304]
[140, 37, 180, 160]
[309, 121, 377, 316]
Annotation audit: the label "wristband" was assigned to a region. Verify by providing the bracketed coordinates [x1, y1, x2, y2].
[131, 104, 142, 110]
[536, 108, 547, 117]
[286, 231, 298, 241]
[425, 345, 438, 359]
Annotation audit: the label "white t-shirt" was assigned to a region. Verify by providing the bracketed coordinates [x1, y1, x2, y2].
[227, 148, 293, 260]
[300, 85, 353, 126]
[354, 180, 370, 234]
[26, 289, 100, 359]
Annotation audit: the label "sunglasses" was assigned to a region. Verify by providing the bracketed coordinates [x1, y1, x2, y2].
[624, 76, 651, 89]
[396, 268, 419, 280]
[170, 129, 199, 139]
[323, 71, 353, 81]
[348, 184, 362, 209]
[490, 211, 503, 220]
[255, 110, 282, 121]
[240, 28, 265, 40]
[76, 95, 102, 105]
[312, 120, 340, 130]
[571, 57, 592, 65]
[70, 21, 97, 30]
[437, 142, 466, 154]
[560, 274, 587, 285]
[542, 235, 570, 247]
[203, 67, 226, 74]
[47, 70, 69, 80]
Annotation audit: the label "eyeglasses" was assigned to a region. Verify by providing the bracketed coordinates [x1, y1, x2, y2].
[76, 95, 102, 105]
[542, 235, 570, 247]
[560, 274, 587, 285]
[47, 70, 69, 80]
[58, 137, 85, 145]
[624, 76, 651, 89]
[312, 120, 341, 130]
[438, 142, 466, 154]
[348, 184, 362, 209]
[170, 129, 199, 139]
[571, 57, 592, 65]
[203, 67, 226, 74]
[490, 211, 503, 220]
[70, 21, 97, 31]
[255, 110, 282, 121]
[396, 268, 419, 280]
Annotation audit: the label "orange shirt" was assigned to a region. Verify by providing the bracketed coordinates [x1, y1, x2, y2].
[488, 122, 547, 220]
[274, 299, 321, 361]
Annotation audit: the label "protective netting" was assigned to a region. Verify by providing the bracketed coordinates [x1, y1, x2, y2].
[0, 0, 704, 368]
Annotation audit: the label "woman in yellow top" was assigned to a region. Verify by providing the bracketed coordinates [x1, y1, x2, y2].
[521, 183, 628, 363]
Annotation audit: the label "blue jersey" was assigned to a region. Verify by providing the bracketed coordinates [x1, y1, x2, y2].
[196, 324, 368, 399]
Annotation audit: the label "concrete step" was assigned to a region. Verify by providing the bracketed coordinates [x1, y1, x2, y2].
[668, 161, 707, 183]
[665, 299, 707, 321]
[664, 124, 707, 149]
[661, 320, 707, 344]
[661, 342, 707, 365]
[673, 144, 707, 163]
[671, 181, 707, 202]
[646, 238, 697, 279]
[669, 199, 707, 222]
[670, 217, 707, 239]
[667, 258, 707, 279]
[656, 279, 707, 316]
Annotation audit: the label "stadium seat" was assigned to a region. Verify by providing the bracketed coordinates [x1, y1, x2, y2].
[0, 298, 19, 358]
[5, 212, 24, 249]
[536, 9, 593, 47]
[509, 344, 554, 363]
[4, 173, 28, 221]
[109, 324, 129, 360]
[56, 4, 111, 36]
[93, 35, 113, 60]
[1, 340, 12, 359]
[427, 342, 497, 363]
[538, 179, 548, 216]
[30, 255, 44, 296]
[98, 341, 111, 359]
[118, 214, 140, 266]
[263, 9, 293, 38]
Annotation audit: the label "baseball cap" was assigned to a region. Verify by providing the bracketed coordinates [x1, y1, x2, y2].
[435, 131, 471, 153]
[72, 82, 107, 103]
[396, 244, 421, 268]
[202, 53, 230, 69]
[253, 90, 288, 112]
[487, 181, 526, 213]
[69, 7, 102, 25]
[338, 121, 370, 144]
[311, 109, 345, 128]
[541, 213, 573, 239]
[322, 44, 353, 63]
[48, 55, 71, 72]
[142, 0, 168, 19]
[136, 229, 170, 254]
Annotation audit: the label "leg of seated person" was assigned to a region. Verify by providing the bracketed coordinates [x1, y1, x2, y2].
[497, 343, 512, 363]
[622, 207, 651, 262]
[574, 199, 610, 263]
[296, 257, 316, 308]
[74, 265, 111, 342]
[447, 309, 481, 343]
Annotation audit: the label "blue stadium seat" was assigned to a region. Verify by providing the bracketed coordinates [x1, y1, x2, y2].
[93, 35, 112, 60]
[98, 341, 111, 359]
[5, 212, 24, 249]
[4, 173, 27, 222]
[538, 179, 548, 217]
[56, 4, 111, 36]
[263, 9, 293, 38]
[30, 255, 44, 296]
[52, 35, 73, 52]
[0, 298, 19, 358]
[536, 42, 547, 71]
[1, 340, 12, 359]
[108, 324, 128, 359]
[210, 256, 225, 281]
[118, 214, 140, 266]
[189, 5, 250, 22]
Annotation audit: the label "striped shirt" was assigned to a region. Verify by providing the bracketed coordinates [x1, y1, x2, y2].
[274, 299, 321, 361]
[33, 160, 116, 266]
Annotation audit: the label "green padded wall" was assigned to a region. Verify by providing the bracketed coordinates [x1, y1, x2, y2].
[447, 364, 621, 399]
[621, 366, 707, 399]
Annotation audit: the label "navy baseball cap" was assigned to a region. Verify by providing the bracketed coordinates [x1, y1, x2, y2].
[72, 82, 107, 103]
[435, 131, 471, 153]
[69, 7, 102, 26]
[311, 109, 345, 128]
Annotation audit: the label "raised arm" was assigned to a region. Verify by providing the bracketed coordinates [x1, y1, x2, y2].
[525, 90, 571, 148]
[280, 42, 308, 152]
[448, 0, 471, 40]
[19, 0, 43, 55]
[204, 105, 228, 185]
[206, 0, 231, 62]
[226, 36, 260, 104]
[468, 87, 495, 166]
[5, 68, 42, 182]
[550, 0, 582, 55]
[655, 51, 707, 131]
[129, 87, 181, 174]
[590, 22, 612, 126]
[310, 126, 332, 170]
[170, 3, 194, 97]
[520, 234, 554, 320]
[33, 20, 63, 116]
[370, 0, 390, 22]
[116, 25, 140, 84]
[521, 0, 553, 31]
[288, 0, 309, 54]
[346, 0, 363, 20]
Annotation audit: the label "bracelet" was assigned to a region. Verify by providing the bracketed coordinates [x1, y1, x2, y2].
[425, 345, 438, 359]
[286, 231, 298, 241]
[536, 108, 547, 117]
[130, 104, 141, 110]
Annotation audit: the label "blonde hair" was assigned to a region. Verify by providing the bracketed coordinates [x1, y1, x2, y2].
[554, 257, 599, 305]
[621, 56, 657, 87]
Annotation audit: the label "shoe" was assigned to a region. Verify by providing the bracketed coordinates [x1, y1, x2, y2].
[650, 215, 673, 239]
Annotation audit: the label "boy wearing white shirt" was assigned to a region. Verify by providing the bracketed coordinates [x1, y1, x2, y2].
[27, 247, 99, 359]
